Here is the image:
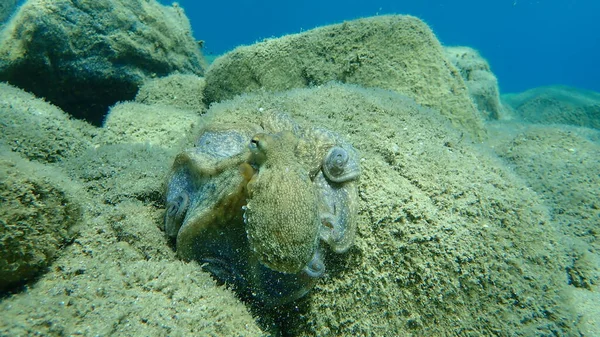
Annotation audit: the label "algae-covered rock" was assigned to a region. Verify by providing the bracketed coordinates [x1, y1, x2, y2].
[62, 144, 174, 206]
[0, 0, 206, 125]
[502, 85, 600, 129]
[0, 83, 96, 163]
[203, 83, 577, 336]
[488, 122, 600, 250]
[135, 73, 207, 112]
[0, 200, 263, 336]
[445, 46, 508, 120]
[0, 149, 83, 291]
[205, 15, 485, 140]
[102, 101, 200, 149]
[486, 121, 600, 332]
[0, 117, 262, 335]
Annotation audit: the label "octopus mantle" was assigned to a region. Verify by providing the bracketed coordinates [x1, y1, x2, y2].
[164, 111, 360, 305]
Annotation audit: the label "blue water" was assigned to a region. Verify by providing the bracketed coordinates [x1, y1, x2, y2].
[169, 0, 599, 94]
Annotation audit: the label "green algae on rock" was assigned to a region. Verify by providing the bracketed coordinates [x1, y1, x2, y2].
[0, 0, 206, 125]
[135, 74, 207, 113]
[202, 83, 578, 336]
[487, 122, 600, 255]
[102, 101, 201, 150]
[502, 85, 600, 129]
[0, 149, 83, 291]
[445, 46, 508, 121]
[62, 144, 174, 206]
[0, 202, 263, 336]
[0, 83, 96, 163]
[204, 15, 485, 140]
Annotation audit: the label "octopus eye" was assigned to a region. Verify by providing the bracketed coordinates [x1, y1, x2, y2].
[164, 192, 189, 239]
[249, 134, 269, 164]
[323, 146, 360, 183]
[250, 135, 268, 153]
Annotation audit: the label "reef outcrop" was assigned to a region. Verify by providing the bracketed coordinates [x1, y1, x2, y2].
[0, 0, 205, 125]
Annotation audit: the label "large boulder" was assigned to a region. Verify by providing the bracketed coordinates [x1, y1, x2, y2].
[445, 46, 508, 120]
[135, 73, 207, 113]
[0, 83, 96, 163]
[204, 15, 485, 140]
[102, 101, 200, 149]
[0, 0, 205, 125]
[62, 143, 174, 206]
[502, 86, 600, 129]
[488, 122, 600, 255]
[0, 200, 263, 336]
[0, 149, 83, 291]
[486, 121, 600, 333]
[200, 83, 577, 336]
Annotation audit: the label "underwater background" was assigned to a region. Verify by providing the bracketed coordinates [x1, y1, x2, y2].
[1, 0, 599, 336]
[169, 0, 600, 93]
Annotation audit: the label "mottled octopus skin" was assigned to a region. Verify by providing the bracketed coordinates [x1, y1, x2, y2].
[246, 131, 321, 274]
[164, 112, 360, 306]
[165, 124, 259, 241]
[165, 126, 255, 263]
[314, 171, 358, 253]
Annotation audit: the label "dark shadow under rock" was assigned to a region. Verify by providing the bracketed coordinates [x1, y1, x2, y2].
[0, 0, 205, 125]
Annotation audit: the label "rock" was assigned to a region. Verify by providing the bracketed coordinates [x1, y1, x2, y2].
[487, 122, 600, 250]
[502, 85, 600, 129]
[135, 73, 207, 112]
[445, 46, 508, 120]
[0, 83, 96, 163]
[200, 83, 577, 336]
[62, 143, 174, 206]
[102, 101, 200, 149]
[0, 0, 205, 125]
[0, 200, 263, 336]
[0, 149, 83, 291]
[487, 121, 600, 330]
[569, 285, 600, 336]
[204, 15, 485, 140]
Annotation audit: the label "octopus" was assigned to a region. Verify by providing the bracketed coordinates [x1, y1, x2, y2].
[164, 111, 360, 306]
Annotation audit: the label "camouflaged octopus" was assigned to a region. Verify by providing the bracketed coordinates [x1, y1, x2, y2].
[164, 111, 360, 306]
